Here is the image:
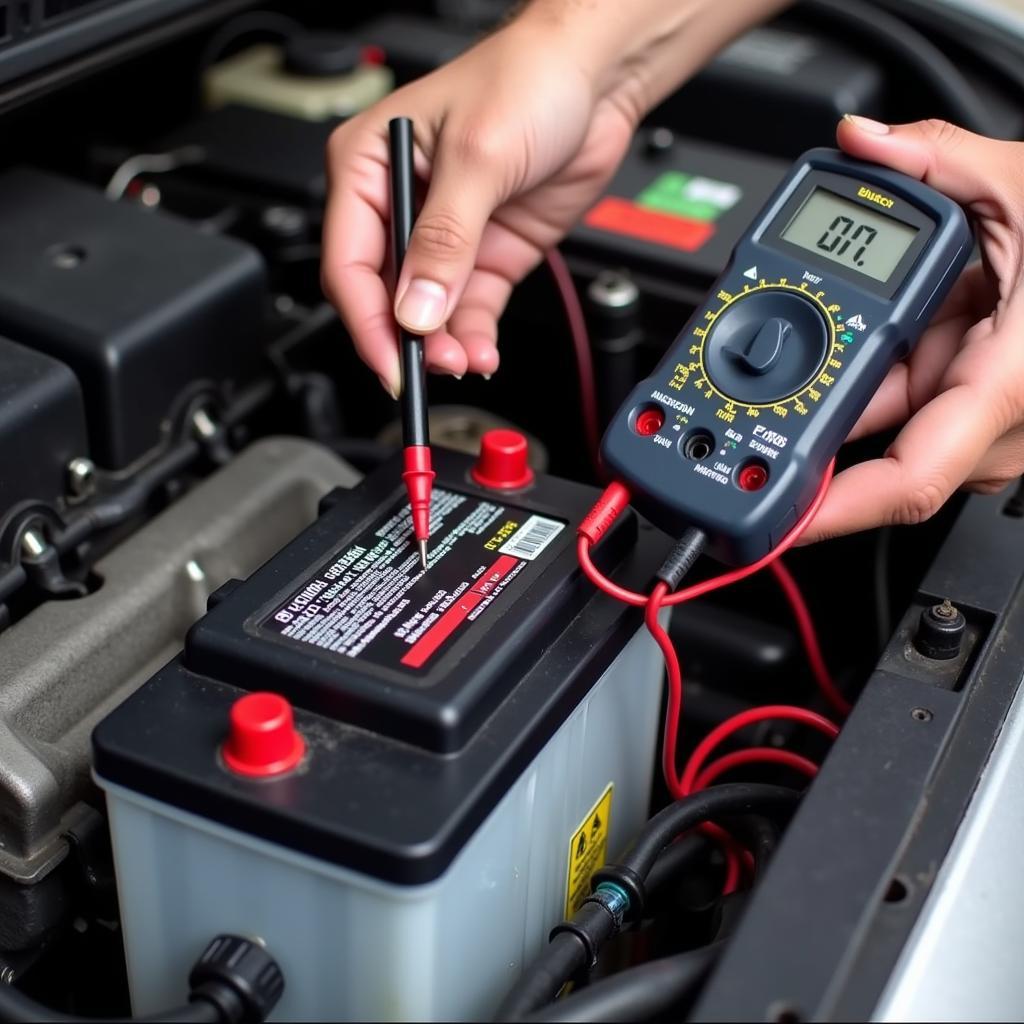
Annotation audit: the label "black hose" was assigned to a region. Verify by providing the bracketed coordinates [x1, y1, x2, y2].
[721, 815, 779, 878]
[872, 0, 1024, 105]
[617, 784, 799, 881]
[0, 987, 219, 1023]
[521, 945, 721, 1024]
[0, 935, 281, 1024]
[644, 834, 708, 898]
[496, 933, 589, 1023]
[800, 0, 1001, 137]
[496, 785, 799, 1022]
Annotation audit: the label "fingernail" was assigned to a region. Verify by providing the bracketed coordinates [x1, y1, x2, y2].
[377, 374, 399, 401]
[482, 373, 492, 381]
[843, 113, 890, 135]
[427, 363, 463, 379]
[396, 279, 448, 333]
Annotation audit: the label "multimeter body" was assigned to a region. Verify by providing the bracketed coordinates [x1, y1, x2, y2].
[601, 147, 972, 564]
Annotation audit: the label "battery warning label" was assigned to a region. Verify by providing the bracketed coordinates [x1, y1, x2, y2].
[261, 488, 565, 673]
[565, 784, 613, 918]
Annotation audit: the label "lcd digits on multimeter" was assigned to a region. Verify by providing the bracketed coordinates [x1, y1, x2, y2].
[601, 148, 973, 565]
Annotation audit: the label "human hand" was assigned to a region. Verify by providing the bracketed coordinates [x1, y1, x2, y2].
[322, 0, 790, 397]
[321, 19, 638, 397]
[802, 115, 1024, 542]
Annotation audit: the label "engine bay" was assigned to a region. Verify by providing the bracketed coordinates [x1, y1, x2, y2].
[0, 2, 1023, 1020]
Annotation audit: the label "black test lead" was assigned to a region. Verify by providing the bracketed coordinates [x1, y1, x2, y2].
[389, 116, 435, 570]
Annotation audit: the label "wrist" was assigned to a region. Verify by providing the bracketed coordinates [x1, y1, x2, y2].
[512, 0, 693, 91]
[513, 0, 790, 118]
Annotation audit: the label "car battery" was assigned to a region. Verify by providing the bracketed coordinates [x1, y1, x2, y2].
[93, 435, 666, 1021]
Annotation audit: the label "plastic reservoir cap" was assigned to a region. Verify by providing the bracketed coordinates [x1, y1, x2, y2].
[471, 429, 534, 490]
[222, 693, 305, 777]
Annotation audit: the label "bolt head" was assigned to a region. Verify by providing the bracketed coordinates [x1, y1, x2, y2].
[66, 457, 96, 498]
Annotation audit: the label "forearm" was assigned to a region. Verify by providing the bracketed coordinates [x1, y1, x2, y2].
[514, 0, 793, 119]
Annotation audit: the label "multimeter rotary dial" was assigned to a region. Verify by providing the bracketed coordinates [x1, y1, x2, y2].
[703, 287, 832, 405]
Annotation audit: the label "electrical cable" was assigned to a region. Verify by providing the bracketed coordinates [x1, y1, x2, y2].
[692, 747, 819, 790]
[679, 705, 840, 798]
[873, 526, 894, 649]
[870, 0, 1024, 105]
[105, 146, 206, 201]
[0, 989, 219, 1024]
[496, 785, 798, 1023]
[768, 559, 851, 716]
[576, 460, 836, 607]
[545, 249, 602, 472]
[0, 934, 283, 1024]
[196, 10, 303, 73]
[519, 944, 721, 1023]
[578, 462, 840, 892]
[644, 833, 709, 897]
[613, 783, 799, 883]
[799, 0, 1001, 137]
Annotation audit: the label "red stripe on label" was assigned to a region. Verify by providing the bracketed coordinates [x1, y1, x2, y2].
[400, 554, 520, 669]
[584, 196, 716, 252]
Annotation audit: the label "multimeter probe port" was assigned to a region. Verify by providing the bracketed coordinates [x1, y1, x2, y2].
[682, 430, 715, 462]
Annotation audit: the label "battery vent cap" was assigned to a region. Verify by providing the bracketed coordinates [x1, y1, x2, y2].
[223, 692, 305, 777]
[471, 429, 534, 490]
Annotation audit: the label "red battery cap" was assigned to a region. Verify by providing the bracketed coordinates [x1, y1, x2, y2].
[223, 692, 305, 777]
[472, 429, 535, 490]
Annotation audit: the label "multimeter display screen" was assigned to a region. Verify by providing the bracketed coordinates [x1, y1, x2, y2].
[781, 188, 919, 282]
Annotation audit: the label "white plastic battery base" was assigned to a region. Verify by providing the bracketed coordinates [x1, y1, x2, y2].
[97, 620, 666, 1022]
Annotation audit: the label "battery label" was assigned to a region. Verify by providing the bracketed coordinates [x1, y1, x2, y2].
[261, 488, 565, 673]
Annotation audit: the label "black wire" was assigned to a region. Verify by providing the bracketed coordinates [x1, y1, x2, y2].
[799, 0, 1000, 137]
[0, 986, 220, 1023]
[874, 526, 893, 648]
[521, 944, 721, 1024]
[871, 0, 1024, 105]
[197, 10, 304, 73]
[618, 783, 799, 880]
[644, 834, 708, 898]
[496, 933, 589, 1023]
[720, 815, 779, 879]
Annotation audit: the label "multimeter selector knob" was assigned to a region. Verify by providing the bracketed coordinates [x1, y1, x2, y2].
[704, 290, 830, 405]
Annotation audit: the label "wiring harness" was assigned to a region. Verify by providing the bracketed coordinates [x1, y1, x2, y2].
[577, 463, 845, 890]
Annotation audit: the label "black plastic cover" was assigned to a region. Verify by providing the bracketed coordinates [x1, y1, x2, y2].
[159, 105, 337, 205]
[93, 448, 664, 884]
[0, 336, 87, 517]
[0, 168, 267, 468]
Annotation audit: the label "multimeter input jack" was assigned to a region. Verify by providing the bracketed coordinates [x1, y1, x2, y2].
[632, 405, 665, 437]
[681, 430, 715, 462]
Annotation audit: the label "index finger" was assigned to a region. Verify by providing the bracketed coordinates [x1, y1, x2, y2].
[321, 129, 402, 395]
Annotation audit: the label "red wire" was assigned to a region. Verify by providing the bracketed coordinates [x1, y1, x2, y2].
[769, 559, 852, 717]
[679, 704, 840, 797]
[621, 466, 842, 893]
[692, 747, 819, 790]
[545, 248, 602, 471]
[577, 460, 837, 607]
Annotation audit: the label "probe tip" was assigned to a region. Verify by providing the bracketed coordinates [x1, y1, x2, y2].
[418, 538, 428, 570]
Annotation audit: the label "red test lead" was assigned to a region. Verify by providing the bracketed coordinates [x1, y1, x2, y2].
[403, 444, 434, 567]
[389, 116, 434, 569]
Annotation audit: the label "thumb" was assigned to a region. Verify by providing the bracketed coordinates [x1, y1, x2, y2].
[394, 135, 503, 336]
[837, 114, 1016, 208]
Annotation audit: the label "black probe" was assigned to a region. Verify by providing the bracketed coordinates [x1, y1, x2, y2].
[389, 116, 434, 570]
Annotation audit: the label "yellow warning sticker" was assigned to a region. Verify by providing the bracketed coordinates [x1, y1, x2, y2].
[565, 784, 613, 918]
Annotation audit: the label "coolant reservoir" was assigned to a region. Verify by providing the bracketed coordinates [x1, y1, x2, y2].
[93, 436, 664, 1021]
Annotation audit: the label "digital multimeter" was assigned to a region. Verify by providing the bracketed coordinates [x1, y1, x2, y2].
[601, 148, 973, 564]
